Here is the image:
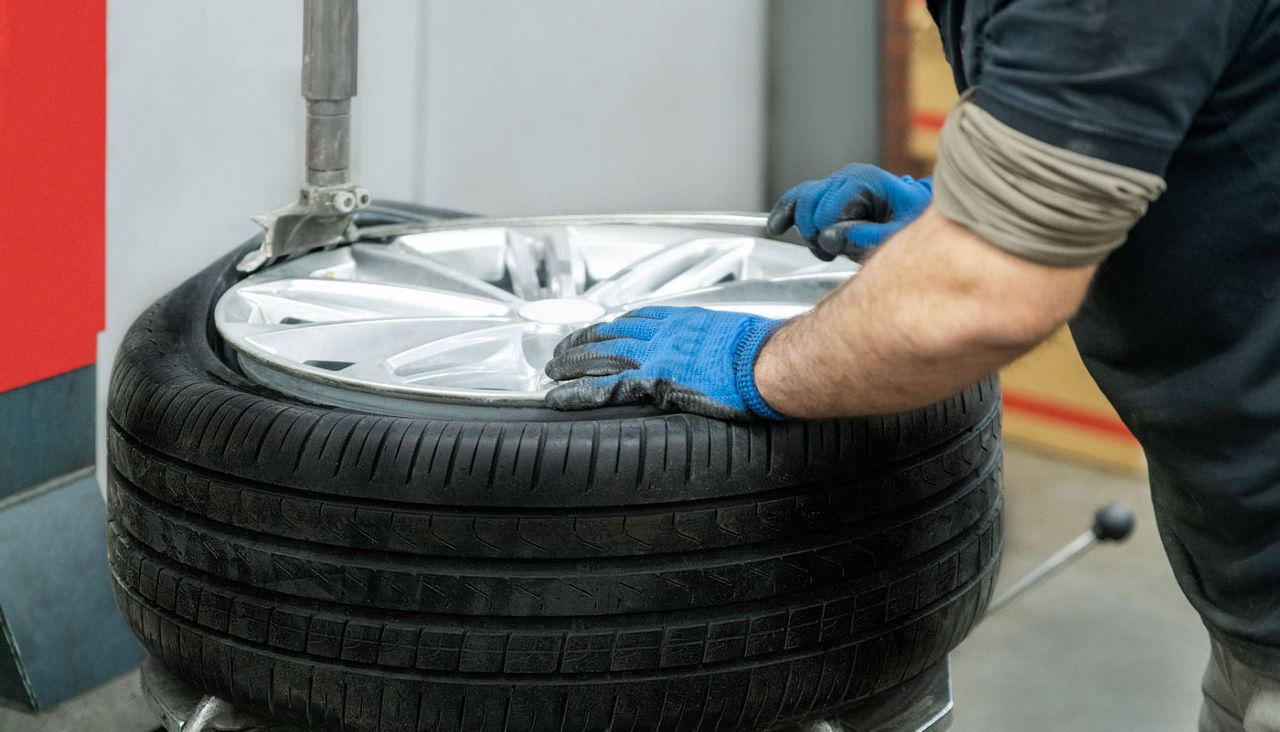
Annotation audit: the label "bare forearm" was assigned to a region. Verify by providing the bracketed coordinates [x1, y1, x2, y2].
[755, 207, 1096, 419]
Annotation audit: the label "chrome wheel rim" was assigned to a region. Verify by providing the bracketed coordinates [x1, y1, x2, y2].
[215, 220, 856, 408]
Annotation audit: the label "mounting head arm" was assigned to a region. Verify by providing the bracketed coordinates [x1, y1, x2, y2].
[240, 0, 371, 273]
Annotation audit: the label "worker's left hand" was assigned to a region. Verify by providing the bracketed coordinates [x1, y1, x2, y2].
[767, 163, 933, 261]
[544, 306, 787, 421]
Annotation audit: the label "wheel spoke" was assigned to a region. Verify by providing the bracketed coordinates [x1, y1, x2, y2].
[543, 226, 589, 298]
[228, 277, 515, 326]
[584, 237, 755, 307]
[240, 317, 517, 376]
[624, 272, 849, 317]
[521, 329, 567, 391]
[394, 227, 507, 278]
[376, 323, 565, 391]
[215, 321, 285, 340]
[503, 229, 544, 301]
[232, 288, 382, 324]
[349, 243, 524, 305]
[644, 239, 755, 298]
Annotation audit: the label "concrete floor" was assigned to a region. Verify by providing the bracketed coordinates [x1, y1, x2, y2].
[0, 445, 1207, 732]
[951, 445, 1207, 731]
[0, 668, 157, 732]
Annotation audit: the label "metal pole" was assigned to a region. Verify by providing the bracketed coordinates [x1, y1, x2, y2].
[984, 502, 1135, 618]
[302, 0, 357, 187]
[985, 530, 1098, 616]
[242, 0, 369, 272]
[354, 211, 776, 243]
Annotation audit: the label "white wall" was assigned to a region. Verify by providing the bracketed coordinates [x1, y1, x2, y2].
[100, 1, 768, 482]
[767, 0, 881, 199]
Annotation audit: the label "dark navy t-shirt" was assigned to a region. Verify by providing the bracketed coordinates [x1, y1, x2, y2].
[928, 0, 1280, 673]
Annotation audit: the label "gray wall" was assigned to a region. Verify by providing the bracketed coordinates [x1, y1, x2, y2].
[766, 0, 881, 200]
[417, 1, 770, 213]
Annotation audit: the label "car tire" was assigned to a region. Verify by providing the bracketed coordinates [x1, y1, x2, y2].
[106, 202, 1003, 732]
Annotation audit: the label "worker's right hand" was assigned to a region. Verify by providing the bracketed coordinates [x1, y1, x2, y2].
[766, 163, 933, 261]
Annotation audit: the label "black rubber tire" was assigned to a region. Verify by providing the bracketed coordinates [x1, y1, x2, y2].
[106, 203, 1003, 732]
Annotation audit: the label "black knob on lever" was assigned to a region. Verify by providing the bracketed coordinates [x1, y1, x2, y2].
[1091, 502, 1135, 542]
[986, 501, 1137, 619]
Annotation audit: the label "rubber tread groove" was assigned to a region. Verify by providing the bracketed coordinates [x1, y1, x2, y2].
[107, 460, 998, 596]
[108, 406, 997, 521]
[109, 417, 998, 561]
[111, 512, 1000, 681]
[110, 487, 1001, 636]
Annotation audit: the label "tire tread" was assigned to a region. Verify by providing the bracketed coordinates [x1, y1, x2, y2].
[105, 240, 1004, 731]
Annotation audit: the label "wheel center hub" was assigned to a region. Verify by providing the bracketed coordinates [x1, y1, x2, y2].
[517, 298, 606, 326]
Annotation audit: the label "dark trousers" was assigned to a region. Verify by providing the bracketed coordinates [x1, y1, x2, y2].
[1201, 637, 1280, 731]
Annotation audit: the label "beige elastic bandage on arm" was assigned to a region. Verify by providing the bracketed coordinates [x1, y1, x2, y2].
[932, 94, 1167, 267]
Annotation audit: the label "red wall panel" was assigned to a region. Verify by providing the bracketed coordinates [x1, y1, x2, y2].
[0, 0, 106, 392]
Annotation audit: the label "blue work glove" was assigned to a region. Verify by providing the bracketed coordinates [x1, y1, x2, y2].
[766, 163, 933, 261]
[543, 306, 786, 421]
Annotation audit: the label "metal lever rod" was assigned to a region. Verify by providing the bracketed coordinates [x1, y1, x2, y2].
[180, 694, 232, 732]
[354, 211, 775, 242]
[985, 530, 1098, 617]
[985, 502, 1135, 617]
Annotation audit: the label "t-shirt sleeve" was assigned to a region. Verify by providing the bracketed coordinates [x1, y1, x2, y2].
[968, 0, 1257, 175]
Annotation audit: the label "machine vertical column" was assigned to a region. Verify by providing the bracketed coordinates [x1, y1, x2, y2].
[241, 0, 370, 272]
[303, 0, 357, 187]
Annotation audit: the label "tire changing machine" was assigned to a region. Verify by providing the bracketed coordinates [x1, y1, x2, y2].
[136, 2, 1135, 730]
